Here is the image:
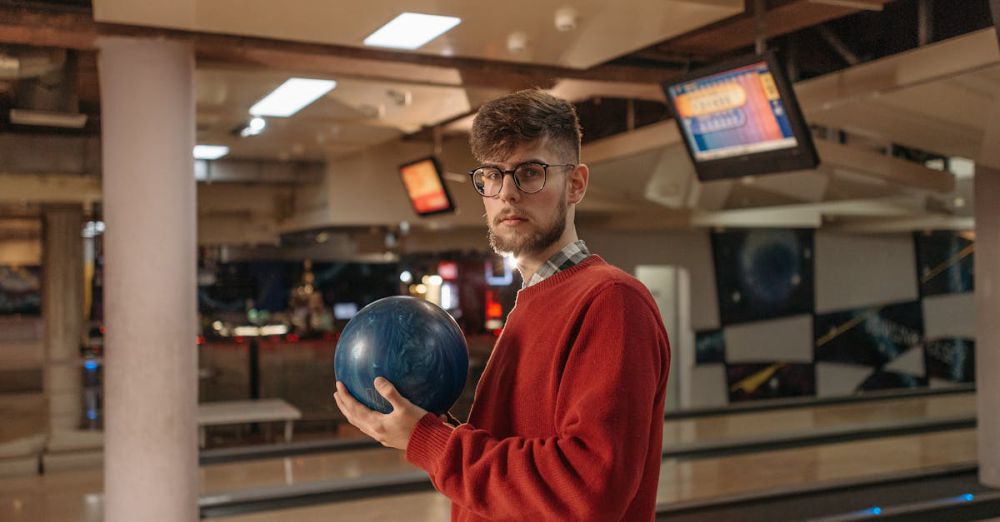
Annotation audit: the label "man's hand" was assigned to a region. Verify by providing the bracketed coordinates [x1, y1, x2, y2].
[333, 377, 428, 450]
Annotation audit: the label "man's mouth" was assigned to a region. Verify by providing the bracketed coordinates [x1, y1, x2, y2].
[498, 215, 528, 226]
[497, 214, 528, 226]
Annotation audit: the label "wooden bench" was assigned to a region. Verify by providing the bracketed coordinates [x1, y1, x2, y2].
[197, 399, 302, 448]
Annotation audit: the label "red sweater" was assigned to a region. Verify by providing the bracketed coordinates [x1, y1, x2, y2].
[406, 256, 671, 521]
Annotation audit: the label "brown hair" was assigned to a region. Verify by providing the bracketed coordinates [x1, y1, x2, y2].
[470, 89, 582, 163]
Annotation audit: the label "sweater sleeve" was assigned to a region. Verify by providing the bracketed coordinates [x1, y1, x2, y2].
[405, 283, 668, 520]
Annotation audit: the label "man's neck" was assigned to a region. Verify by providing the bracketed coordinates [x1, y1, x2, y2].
[515, 230, 579, 283]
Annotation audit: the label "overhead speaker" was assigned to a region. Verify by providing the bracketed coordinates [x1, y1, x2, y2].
[644, 145, 697, 209]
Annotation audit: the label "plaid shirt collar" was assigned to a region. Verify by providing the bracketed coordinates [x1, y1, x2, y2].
[523, 240, 590, 288]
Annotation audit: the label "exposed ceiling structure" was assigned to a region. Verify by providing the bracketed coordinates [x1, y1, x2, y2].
[581, 27, 998, 232]
[91, 0, 744, 69]
[194, 67, 512, 161]
[0, 0, 997, 253]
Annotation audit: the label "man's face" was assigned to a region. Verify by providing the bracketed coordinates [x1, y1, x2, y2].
[481, 140, 571, 258]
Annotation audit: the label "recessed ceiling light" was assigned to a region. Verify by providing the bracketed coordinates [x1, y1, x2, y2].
[237, 117, 267, 138]
[364, 12, 461, 50]
[249, 117, 266, 132]
[249, 78, 337, 118]
[193, 145, 230, 160]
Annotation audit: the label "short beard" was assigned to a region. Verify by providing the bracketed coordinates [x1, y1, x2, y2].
[488, 196, 567, 258]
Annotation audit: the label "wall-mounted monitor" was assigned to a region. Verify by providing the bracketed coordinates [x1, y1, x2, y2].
[662, 52, 819, 182]
[398, 156, 456, 217]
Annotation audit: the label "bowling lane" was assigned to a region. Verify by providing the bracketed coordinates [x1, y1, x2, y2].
[663, 391, 975, 447]
[0, 393, 45, 442]
[211, 428, 978, 521]
[203, 390, 976, 466]
[201, 447, 409, 493]
[216, 491, 453, 522]
[0, 428, 978, 522]
[0, 468, 103, 522]
[656, 428, 976, 504]
[198, 391, 976, 496]
[0, 393, 977, 522]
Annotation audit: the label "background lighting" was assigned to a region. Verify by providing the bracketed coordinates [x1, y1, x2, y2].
[249, 79, 337, 117]
[364, 13, 461, 50]
[193, 145, 230, 160]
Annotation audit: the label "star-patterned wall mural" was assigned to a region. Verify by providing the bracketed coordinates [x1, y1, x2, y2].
[696, 229, 975, 404]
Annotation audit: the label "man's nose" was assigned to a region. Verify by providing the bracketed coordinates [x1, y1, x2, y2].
[497, 173, 521, 203]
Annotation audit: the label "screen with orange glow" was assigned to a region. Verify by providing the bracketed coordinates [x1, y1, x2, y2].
[661, 51, 818, 182]
[399, 157, 454, 216]
[668, 61, 797, 161]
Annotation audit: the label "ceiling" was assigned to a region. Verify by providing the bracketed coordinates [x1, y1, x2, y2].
[575, 27, 1000, 232]
[1, 0, 997, 244]
[195, 67, 509, 161]
[92, 0, 743, 69]
[807, 63, 1000, 161]
[92, 0, 741, 162]
[0, 0, 927, 167]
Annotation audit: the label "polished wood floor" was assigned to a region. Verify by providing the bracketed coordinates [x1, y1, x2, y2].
[212, 429, 979, 522]
[0, 393, 45, 443]
[197, 392, 976, 495]
[0, 393, 981, 522]
[662, 392, 974, 446]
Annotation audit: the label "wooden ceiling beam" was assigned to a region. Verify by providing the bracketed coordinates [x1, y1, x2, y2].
[0, 5, 678, 90]
[0, 173, 101, 204]
[654, 0, 895, 56]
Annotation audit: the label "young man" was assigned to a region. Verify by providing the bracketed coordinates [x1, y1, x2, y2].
[334, 89, 671, 521]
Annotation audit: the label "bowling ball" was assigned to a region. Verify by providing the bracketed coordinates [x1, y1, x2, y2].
[334, 296, 469, 414]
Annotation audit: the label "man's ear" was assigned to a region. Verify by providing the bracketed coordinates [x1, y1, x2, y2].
[567, 163, 589, 205]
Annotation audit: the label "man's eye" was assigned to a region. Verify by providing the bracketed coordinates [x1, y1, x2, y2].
[519, 167, 542, 178]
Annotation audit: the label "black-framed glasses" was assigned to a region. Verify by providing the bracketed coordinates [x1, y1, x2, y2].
[468, 162, 576, 197]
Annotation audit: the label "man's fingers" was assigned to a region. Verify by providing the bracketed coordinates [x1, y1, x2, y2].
[374, 377, 406, 409]
[335, 382, 380, 424]
[333, 389, 353, 419]
[334, 388, 384, 441]
[332, 379, 423, 451]
[335, 381, 366, 410]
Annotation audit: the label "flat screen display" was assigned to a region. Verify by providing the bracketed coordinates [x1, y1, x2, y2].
[669, 61, 797, 161]
[398, 156, 456, 217]
[663, 52, 819, 181]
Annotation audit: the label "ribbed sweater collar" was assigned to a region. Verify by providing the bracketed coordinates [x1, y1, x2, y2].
[515, 255, 605, 303]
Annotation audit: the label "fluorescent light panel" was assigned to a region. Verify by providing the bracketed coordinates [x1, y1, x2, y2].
[193, 145, 229, 160]
[249, 78, 336, 117]
[364, 12, 461, 50]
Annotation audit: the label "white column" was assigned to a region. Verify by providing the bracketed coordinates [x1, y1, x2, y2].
[98, 37, 198, 522]
[975, 95, 1000, 488]
[42, 204, 84, 432]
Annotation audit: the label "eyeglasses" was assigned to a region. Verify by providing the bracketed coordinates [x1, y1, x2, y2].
[468, 162, 576, 197]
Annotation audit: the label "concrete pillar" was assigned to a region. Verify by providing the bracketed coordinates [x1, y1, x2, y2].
[98, 37, 198, 521]
[975, 95, 1000, 488]
[42, 204, 84, 431]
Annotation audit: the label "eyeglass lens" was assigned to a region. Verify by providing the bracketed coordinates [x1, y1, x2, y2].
[472, 163, 546, 196]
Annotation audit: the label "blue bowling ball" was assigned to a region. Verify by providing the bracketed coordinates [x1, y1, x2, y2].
[334, 296, 469, 414]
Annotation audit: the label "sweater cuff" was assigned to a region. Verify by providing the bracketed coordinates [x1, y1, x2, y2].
[405, 412, 453, 473]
